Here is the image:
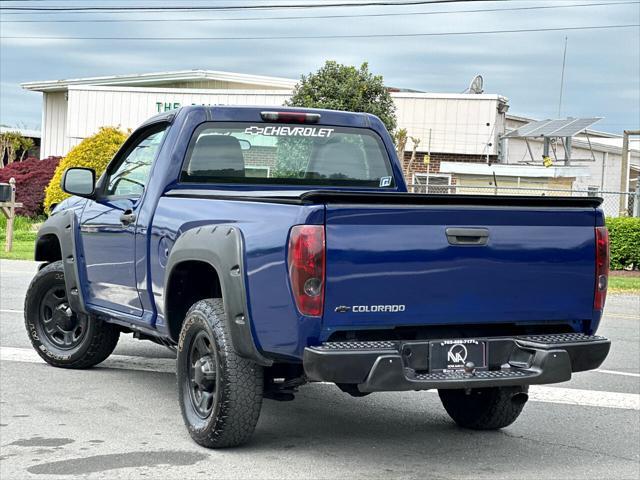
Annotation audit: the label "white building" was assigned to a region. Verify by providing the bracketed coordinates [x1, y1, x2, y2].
[22, 69, 639, 216]
[22, 70, 296, 159]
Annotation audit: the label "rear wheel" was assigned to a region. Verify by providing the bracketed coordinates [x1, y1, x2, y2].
[24, 261, 120, 369]
[438, 386, 528, 430]
[177, 298, 263, 448]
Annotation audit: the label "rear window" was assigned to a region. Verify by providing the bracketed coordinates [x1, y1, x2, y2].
[180, 122, 395, 188]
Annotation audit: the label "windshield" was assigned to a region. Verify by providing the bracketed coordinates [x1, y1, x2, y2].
[180, 122, 395, 188]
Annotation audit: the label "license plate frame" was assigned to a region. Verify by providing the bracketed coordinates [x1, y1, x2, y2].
[429, 339, 487, 372]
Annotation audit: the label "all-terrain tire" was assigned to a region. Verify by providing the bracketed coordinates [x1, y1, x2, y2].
[177, 298, 263, 448]
[24, 261, 120, 369]
[438, 386, 528, 430]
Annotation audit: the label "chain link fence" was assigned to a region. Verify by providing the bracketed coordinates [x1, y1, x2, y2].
[407, 184, 640, 218]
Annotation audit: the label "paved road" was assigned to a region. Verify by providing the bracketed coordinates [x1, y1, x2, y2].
[1, 259, 638, 479]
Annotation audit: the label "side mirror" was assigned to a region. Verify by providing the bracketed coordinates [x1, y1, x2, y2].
[62, 167, 96, 198]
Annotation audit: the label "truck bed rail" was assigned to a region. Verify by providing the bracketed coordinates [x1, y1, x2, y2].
[165, 188, 604, 208]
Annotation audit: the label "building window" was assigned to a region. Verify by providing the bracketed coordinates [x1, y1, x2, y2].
[412, 173, 452, 194]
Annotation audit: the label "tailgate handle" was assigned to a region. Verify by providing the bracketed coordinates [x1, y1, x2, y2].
[446, 227, 489, 246]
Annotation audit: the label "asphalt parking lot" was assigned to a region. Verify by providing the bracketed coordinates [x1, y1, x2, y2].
[1, 259, 638, 479]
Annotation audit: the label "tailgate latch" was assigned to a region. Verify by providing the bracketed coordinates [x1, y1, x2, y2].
[446, 227, 489, 246]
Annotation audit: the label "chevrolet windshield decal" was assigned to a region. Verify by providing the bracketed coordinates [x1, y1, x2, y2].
[244, 125, 334, 137]
[335, 305, 406, 313]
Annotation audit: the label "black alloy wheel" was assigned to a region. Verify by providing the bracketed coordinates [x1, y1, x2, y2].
[177, 298, 263, 448]
[187, 330, 218, 419]
[38, 285, 88, 350]
[24, 261, 120, 369]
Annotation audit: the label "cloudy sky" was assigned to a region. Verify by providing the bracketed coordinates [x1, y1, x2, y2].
[1, 0, 639, 134]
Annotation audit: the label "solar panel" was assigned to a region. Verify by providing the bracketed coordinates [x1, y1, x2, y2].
[550, 118, 602, 137]
[505, 117, 602, 138]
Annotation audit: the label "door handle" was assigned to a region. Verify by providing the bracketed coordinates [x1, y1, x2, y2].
[120, 210, 136, 226]
[446, 227, 489, 246]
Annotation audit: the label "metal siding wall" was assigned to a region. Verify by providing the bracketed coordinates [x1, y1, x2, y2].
[66, 86, 291, 140]
[52, 86, 503, 159]
[41, 92, 69, 158]
[393, 96, 499, 155]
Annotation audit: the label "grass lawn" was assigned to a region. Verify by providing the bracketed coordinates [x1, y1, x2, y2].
[0, 215, 40, 260]
[609, 275, 640, 294]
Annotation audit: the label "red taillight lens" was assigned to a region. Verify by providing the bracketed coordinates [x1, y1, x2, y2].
[288, 225, 325, 317]
[594, 226, 609, 310]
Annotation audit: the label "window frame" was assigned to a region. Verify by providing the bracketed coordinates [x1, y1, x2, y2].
[412, 173, 452, 186]
[178, 121, 396, 189]
[411, 173, 452, 194]
[97, 122, 169, 201]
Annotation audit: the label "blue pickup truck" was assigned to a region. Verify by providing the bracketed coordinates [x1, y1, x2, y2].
[25, 106, 611, 448]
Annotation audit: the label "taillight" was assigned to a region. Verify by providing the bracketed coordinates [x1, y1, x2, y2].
[594, 226, 609, 310]
[288, 225, 325, 317]
[261, 111, 321, 123]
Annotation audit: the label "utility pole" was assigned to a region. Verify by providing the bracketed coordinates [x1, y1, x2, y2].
[620, 130, 640, 215]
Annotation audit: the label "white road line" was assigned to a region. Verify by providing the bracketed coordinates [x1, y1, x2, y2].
[607, 313, 640, 320]
[1, 346, 638, 411]
[0, 309, 23, 314]
[528, 386, 640, 410]
[594, 368, 640, 378]
[0, 346, 174, 373]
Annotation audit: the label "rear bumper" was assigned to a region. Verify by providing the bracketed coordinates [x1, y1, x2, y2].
[303, 333, 610, 393]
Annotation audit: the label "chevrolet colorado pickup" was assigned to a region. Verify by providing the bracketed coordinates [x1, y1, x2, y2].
[25, 106, 611, 448]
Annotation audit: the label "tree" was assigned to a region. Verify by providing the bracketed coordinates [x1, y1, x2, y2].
[1, 131, 35, 167]
[406, 136, 421, 177]
[286, 61, 397, 133]
[0, 156, 60, 217]
[44, 127, 128, 213]
[393, 128, 408, 163]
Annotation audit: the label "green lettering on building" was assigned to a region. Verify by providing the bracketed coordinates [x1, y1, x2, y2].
[155, 101, 217, 113]
[156, 101, 182, 113]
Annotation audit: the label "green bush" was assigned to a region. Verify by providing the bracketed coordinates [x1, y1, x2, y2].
[606, 217, 640, 270]
[286, 61, 397, 133]
[44, 127, 128, 213]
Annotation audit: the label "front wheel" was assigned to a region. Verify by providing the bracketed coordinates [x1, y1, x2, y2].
[24, 261, 120, 369]
[438, 386, 528, 430]
[177, 298, 263, 448]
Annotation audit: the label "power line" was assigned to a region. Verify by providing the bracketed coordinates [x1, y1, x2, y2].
[2, 24, 637, 41]
[0, 0, 507, 14]
[1, 1, 636, 24]
[0, 0, 403, 1]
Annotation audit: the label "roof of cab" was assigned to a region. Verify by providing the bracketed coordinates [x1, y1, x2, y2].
[202, 105, 378, 129]
[141, 105, 387, 132]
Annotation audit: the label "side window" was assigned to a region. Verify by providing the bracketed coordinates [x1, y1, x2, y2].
[105, 127, 167, 197]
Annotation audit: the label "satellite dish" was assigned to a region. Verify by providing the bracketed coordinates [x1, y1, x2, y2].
[467, 75, 484, 94]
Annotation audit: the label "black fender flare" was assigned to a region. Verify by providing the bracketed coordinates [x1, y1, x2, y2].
[164, 225, 272, 366]
[35, 209, 87, 314]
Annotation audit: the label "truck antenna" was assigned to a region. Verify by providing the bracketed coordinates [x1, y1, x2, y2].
[558, 36, 568, 118]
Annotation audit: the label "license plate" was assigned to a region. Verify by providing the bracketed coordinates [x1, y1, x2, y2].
[429, 339, 487, 372]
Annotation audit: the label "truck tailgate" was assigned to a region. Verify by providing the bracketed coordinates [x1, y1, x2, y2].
[323, 203, 597, 333]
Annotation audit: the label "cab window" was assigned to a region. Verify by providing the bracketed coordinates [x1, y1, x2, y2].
[105, 127, 167, 197]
